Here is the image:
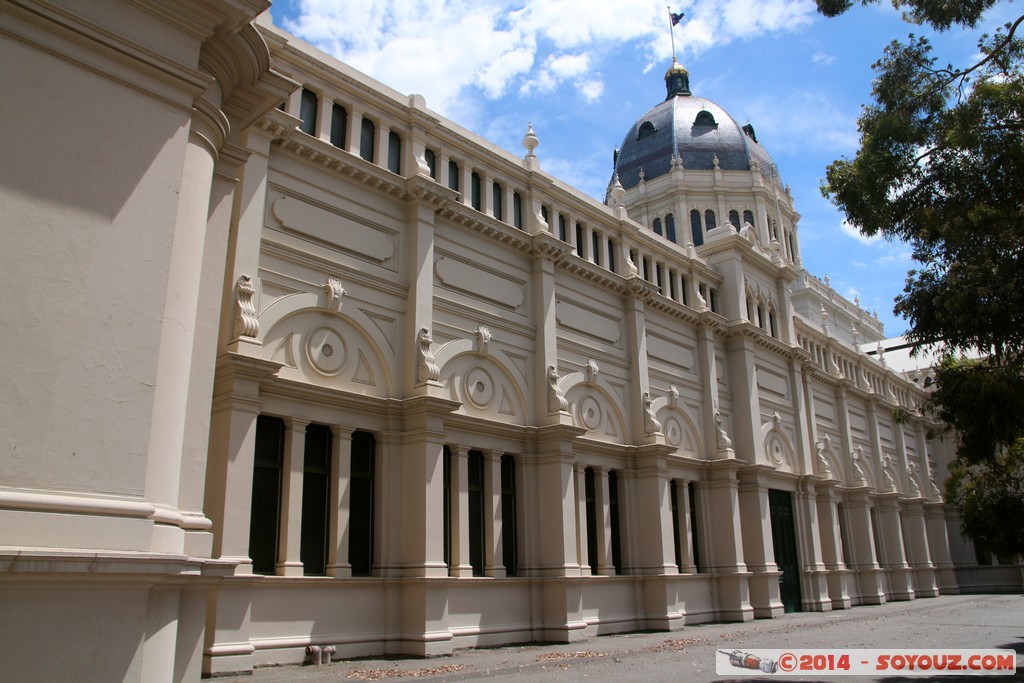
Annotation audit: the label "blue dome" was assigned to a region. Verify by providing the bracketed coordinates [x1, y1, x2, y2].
[612, 66, 778, 190]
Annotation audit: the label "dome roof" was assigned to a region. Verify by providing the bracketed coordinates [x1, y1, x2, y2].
[612, 62, 778, 190]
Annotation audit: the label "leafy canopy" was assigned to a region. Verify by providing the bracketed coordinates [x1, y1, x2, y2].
[817, 0, 1024, 558]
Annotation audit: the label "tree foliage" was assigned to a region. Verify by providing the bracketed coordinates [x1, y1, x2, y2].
[817, 1, 1024, 558]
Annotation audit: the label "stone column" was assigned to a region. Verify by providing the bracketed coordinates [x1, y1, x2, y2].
[923, 500, 959, 594]
[327, 426, 353, 578]
[449, 444, 474, 577]
[484, 450, 505, 577]
[575, 462, 590, 575]
[815, 481, 851, 609]
[901, 498, 938, 597]
[276, 418, 308, 576]
[844, 488, 885, 604]
[594, 466, 614, 575]
[874, 493, 914, 600]
[705, 460, 753, 621]
[725, 336, 763, 464]
[794, 478, 832, 612]
[677, 480, 697, 574]
[143, 108, 221, 554]
[345, 105, 362, 157]
[738, 466, 782, 618]
[534, 425, 586, 643]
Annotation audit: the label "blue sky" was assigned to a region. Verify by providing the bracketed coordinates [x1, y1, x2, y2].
[267, 0, 1016, 338]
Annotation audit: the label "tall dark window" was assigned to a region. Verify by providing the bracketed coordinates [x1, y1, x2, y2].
[492, 181, 503, 220]
[665, 213, 677, 242]
[743, 209, 755, 228]
[443, 445, 452, 570]
[330, 103, 347, 148]
[642, 256, 650, 281]
[424, 148, 436, 179]
[584, 467, 598, 572]
[558, 214, 567, 242]
[591, 230, 601, 266]
[359, 117, 375, 162]
[513, 192, 523, 229]
[500, 455, 518, 576]
[729, 209, 741, 228]
[704, 209, 717, 231]
[470, 172, 482, 211]
[609, 470, 622, 574]
[468, 449, 485, 575]
[670, 480, 683, 572]
[688, 481, 702, 572]
[837, 503, 851, 568]
[387, 130, 402, 174]
[653, 218, 663, 235]
[301, 424, 332, 575]
[448, 160, 460, 191]
[607, 238, 616, 273]
[690, 209, 704, 246]
[299, 88, 318, 136]
[575, 222, 584, 256]
[350, 431, 375, 576]
[250, 416, 284, 575]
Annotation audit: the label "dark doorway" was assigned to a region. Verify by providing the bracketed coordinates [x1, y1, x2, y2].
[769, 489, 802, 613]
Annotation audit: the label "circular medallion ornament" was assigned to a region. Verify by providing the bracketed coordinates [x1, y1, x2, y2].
[665, 415, 683, 448]
[767, 435, 786, 466]
[579, 395, 602, 431]
[464, 367, 495, 409]
[306, 327, 345, 375]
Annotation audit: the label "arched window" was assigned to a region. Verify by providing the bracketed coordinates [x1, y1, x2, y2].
[704, 210, 717, 231]
[690, 209, 704, 246]
[387, 130, 402, 174]
[492, 181, 503, 220]
[653, 218, 663, 235]
[330, 103, 347, 148]
[665, 213, 677, 243]
[637, 120, 657, 140]
[299, 88, 318, 135]
[513, 192, 523, 229]
[743, 209, 755, 228]
[359, 117, 375, 161]
[424, 148, 436, 179]
[470, 171, 481, 210]
[448, 160, 460, 191]
[694, 110, 717, 127]
[729, 210, 740, 229]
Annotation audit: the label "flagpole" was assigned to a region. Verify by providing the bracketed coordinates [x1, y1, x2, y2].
[667, 6, 677, 61]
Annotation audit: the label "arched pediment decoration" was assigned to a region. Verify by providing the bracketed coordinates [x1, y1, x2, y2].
[258, 288, 395, 397]
[559, 365, 628, 444]
[435, 335, 529, 426]
[760, 413, 795, 470]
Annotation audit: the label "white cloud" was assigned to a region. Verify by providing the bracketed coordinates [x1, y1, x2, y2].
[281, 0, 821, 116]
[839, 219, 882, 246]
[812, 51, 835, 65]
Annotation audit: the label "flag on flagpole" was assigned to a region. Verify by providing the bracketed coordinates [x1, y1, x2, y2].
[670, 11, 684, 26]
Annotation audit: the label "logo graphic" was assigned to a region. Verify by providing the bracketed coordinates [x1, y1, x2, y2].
[720, 650, 779, 674]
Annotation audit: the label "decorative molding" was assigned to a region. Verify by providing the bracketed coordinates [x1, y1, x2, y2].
[234, 274, 259, 339]
[324, 277, 345, 315]
[416, 328, 440, 384]
[547, 365, 568, 414]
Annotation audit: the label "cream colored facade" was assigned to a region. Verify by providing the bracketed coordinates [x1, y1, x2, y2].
[0, 2, 1019, 681]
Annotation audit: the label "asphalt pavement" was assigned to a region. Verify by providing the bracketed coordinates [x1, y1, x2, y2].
[215, 592, 1024, 682]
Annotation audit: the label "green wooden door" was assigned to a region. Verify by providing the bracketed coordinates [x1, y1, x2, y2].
[769, 489, 802, 613]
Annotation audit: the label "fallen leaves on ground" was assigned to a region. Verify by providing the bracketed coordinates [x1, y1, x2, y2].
[536, 650, 608, 662]
[345, 664, 466, 680]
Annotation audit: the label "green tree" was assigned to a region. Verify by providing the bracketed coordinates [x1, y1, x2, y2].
[817, 1, 1024, 558]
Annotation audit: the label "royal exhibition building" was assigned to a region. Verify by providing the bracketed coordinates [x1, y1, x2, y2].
[1, 1, 1021, 681]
